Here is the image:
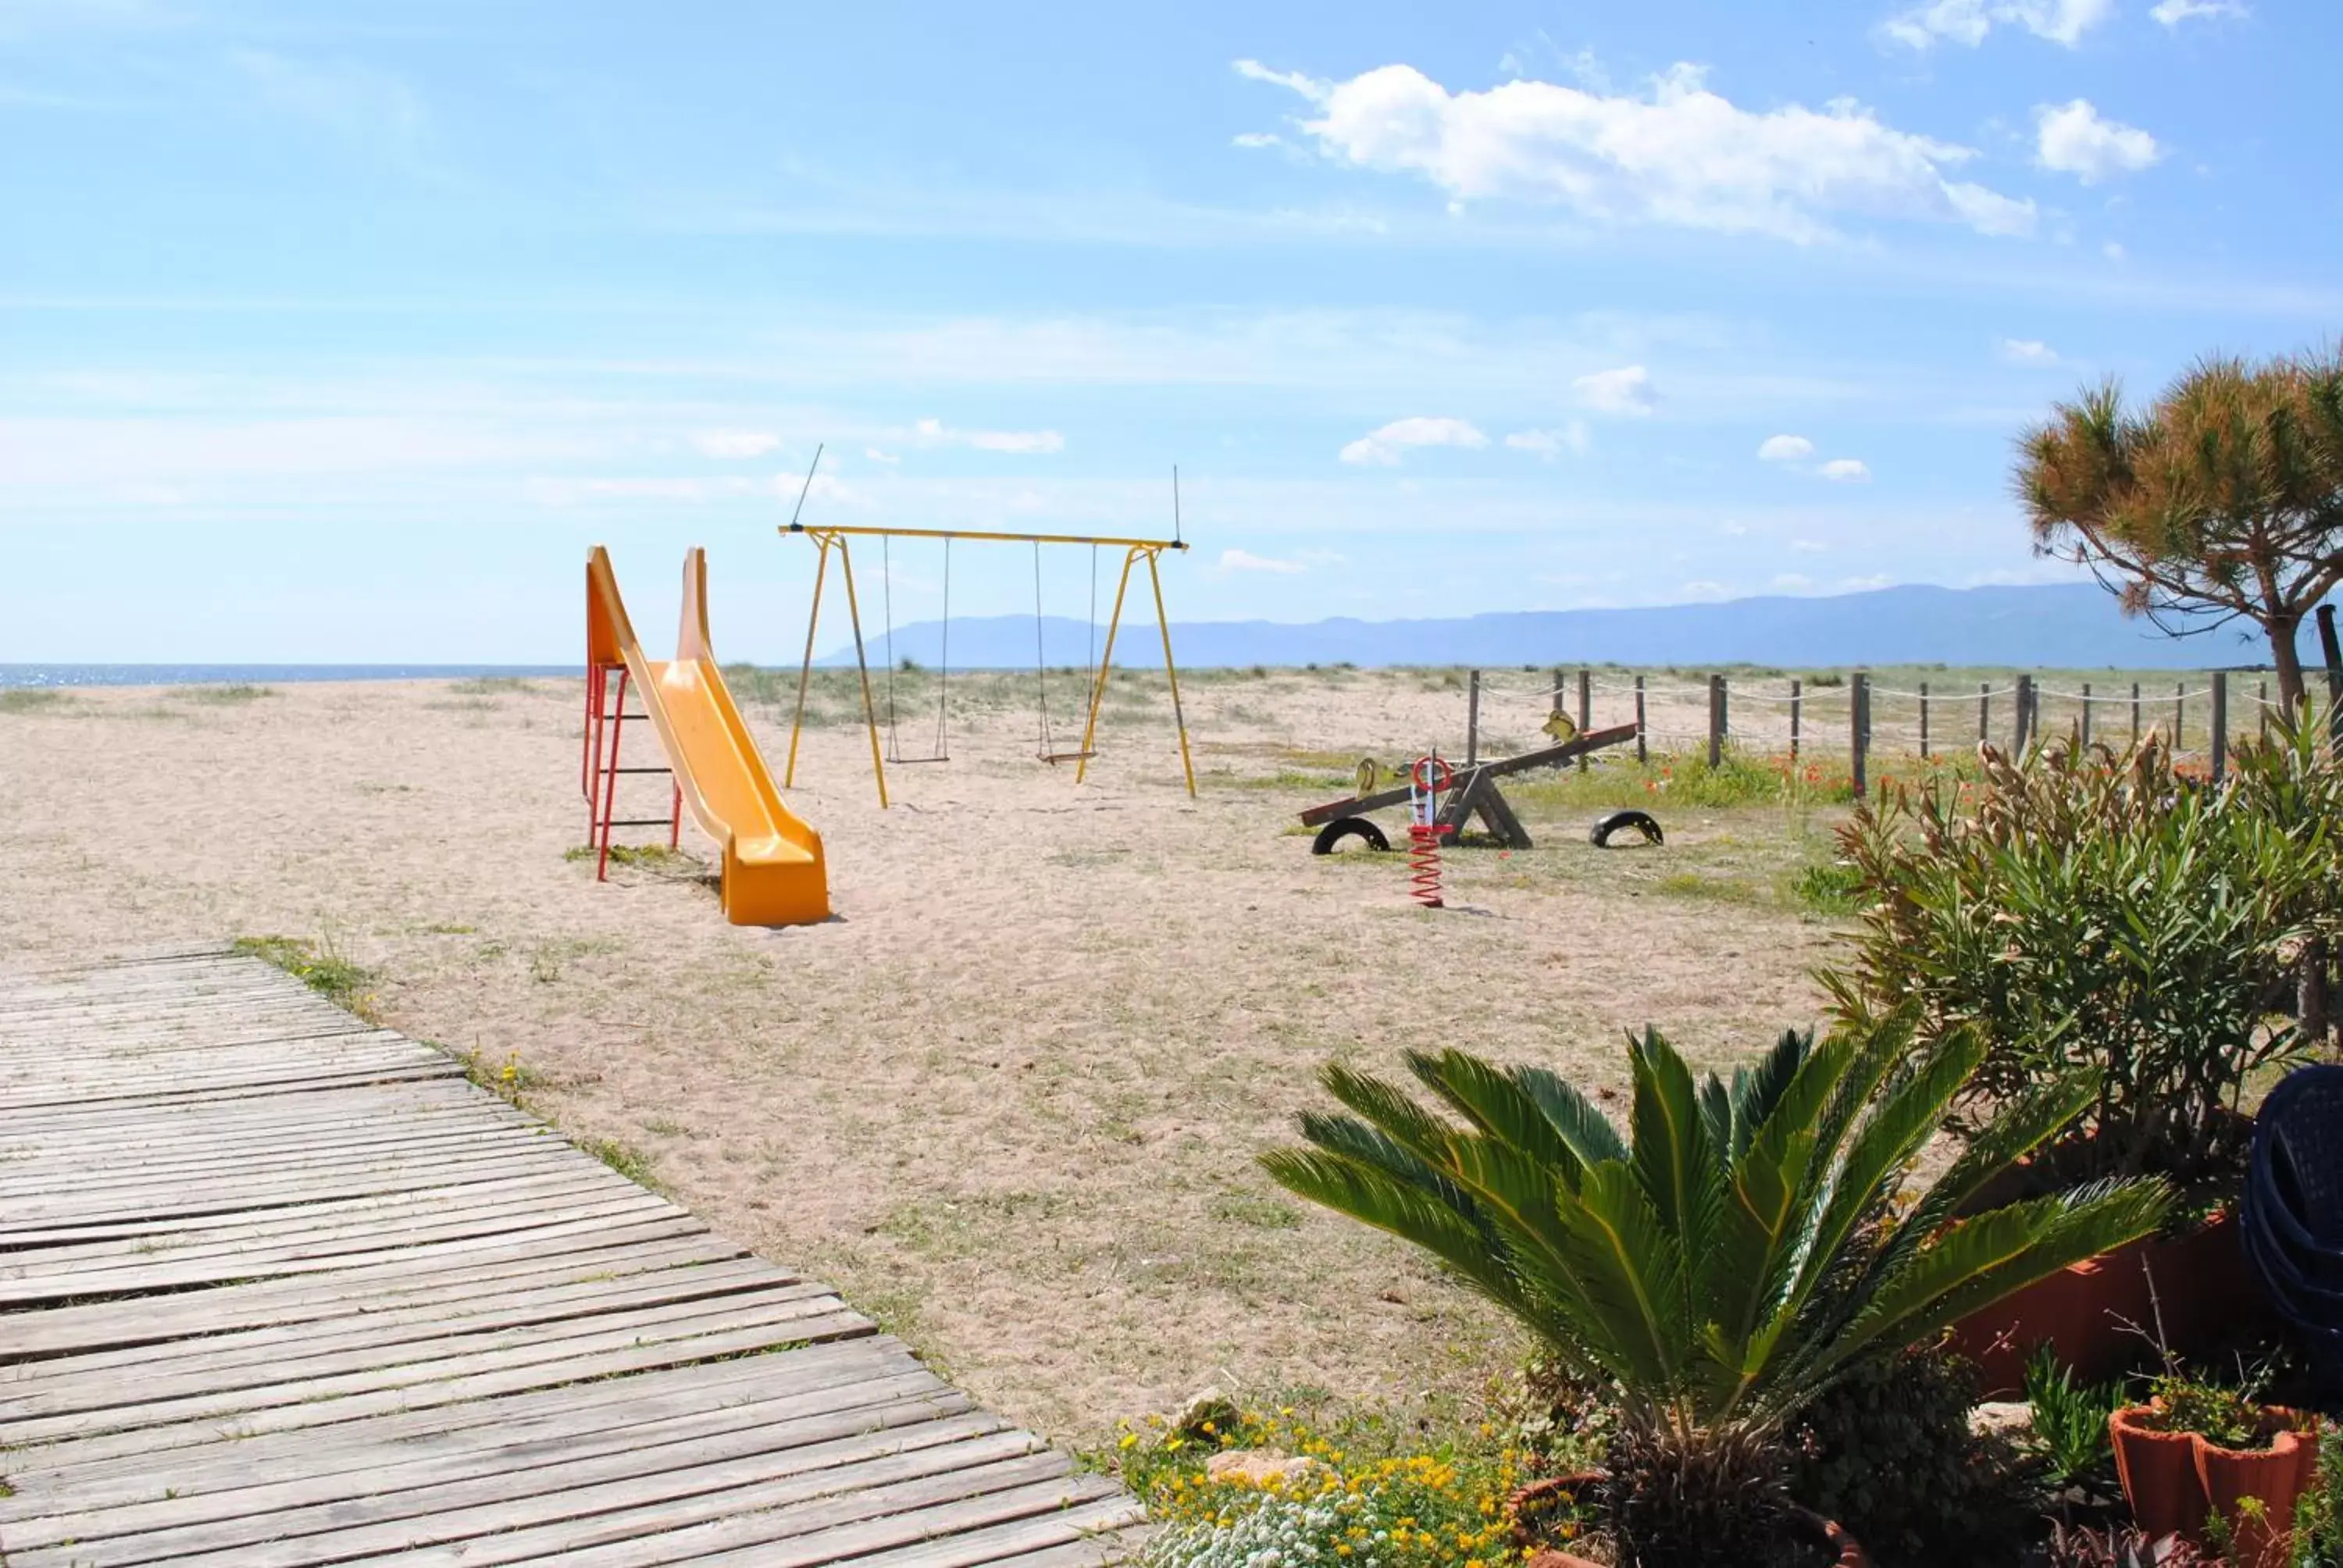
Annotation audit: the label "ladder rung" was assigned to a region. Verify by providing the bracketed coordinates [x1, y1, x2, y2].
[604, 818, 676, 828]
[612, 767, 672, 775]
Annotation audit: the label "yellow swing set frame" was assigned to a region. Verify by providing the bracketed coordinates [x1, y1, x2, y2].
[779, 521, 1197, 808]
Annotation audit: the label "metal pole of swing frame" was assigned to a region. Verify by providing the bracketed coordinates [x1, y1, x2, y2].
[1074, 547, 1140, 786]
[1147, 547, 1197, 796]
[1633, 675, 1647, 765]
[1791, 678, 1803, 761]
[833, 536, 890, 809]
[785, 534, 833, 789]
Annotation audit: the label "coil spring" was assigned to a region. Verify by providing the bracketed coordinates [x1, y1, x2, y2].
[1407, 822, 1445, 909]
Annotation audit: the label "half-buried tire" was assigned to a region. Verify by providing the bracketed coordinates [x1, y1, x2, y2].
[1590, 808, 1664, 847]
[1311, 816, 1392, 855]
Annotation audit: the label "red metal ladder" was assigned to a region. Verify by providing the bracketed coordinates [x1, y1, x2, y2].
[582, 661, 681, 882]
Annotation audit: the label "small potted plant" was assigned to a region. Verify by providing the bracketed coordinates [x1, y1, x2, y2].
[2108, 1370, 2317, 1567]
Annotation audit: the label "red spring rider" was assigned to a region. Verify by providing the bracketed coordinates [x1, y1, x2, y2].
[1407, 753, 1451, 909]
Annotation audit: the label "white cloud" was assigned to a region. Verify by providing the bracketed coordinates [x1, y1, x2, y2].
[911, 417, 1065, 454]
[1996, 337, 2060, 365]
[2149, 0, 2248, 24]
[1338, 415, 1489, 465]
[1679, 579, 1735, 601]
[1572, 365, 1657, 416]
[1820, 458, 1873, 482]
[690, 428, 783, 459]
[2035, 101, 2161, 184]
[1231, 131, 1282, 149]
[1772, 573, 1813, 590]
[1503, 422, 1590, 458]
[1792, 538, 1829, 553]
[1757, 433, 1815, 461]
[1882, 0, 2114, 48]
[2102, 240, 2127, 262]
[864, 447, 900, 464]
[1218, 547, 1305, 575]
[1235, 59, 2036, 243]
[1839, 573, 1896, 591]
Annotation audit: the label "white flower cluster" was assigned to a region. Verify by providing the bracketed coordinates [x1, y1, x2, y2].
[1142, 1490, 1392, 1568]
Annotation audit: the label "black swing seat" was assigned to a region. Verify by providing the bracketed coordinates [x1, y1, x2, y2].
[1036, 749, 1097, 765]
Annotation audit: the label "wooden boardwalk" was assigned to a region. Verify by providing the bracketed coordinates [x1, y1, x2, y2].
[0, 945, 1141, 1567]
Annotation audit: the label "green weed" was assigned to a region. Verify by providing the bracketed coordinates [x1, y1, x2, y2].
[234, 934, 379, 1021]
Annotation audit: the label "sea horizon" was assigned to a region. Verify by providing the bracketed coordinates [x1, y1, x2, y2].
[0, 664, 580, 690]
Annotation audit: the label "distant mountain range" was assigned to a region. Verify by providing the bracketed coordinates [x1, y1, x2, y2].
[820, 583, 2275, 672]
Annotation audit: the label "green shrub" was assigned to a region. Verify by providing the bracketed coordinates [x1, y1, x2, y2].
[1788, 861, 1864, 916]
[2024, 1343, 2121, 1491]
[2295, 1422, 2342, 1566]
[1832, 733, 2329, 1184]
[1784, 1346, 2036, 1568]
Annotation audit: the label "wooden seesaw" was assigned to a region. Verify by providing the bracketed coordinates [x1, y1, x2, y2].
[1297, 723, 1639, 853]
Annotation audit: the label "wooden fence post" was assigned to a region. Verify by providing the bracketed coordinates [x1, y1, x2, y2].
[1577, 668, 1592, 772]
[2212, 672, 2228, 781]
[1707, 674, 1724, 769]
[1978, 682, 1990, 747]
[1852, 672, 1870, 798]
[1919, 680, 1929, 759]
[1466, 670, 1481, 766]
[2015, 674, 2034, 752]
[2175, 682, 2186, 750]
[1790, 678, 1803, 760]
[1634, 675, 1648, 764]
[2081, 682, 2092, 747]
[2131, 682, 2142, 746]
[2260, 679, 2270, 743]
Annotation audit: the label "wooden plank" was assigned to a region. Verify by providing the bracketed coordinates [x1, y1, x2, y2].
[1, 1308, 876, 1472]
[0, 1273, 839, 1416]
[373, 1451, 1087, 1568]
[1297, 722, 1637, 825]
[2, 1337, 920, 1502]
[0, 1219, 731, 1361]
[0, 1281, 851, 1429]
[2, 1372, 961, 1538]
[7, 1402, 1006, 1564]
[845, 1503, 1149, 1568]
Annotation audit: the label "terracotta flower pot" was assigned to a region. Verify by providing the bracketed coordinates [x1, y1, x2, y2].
[2193, 1409, 2314, 1568]
[1952, 1210, 2266, 1398]
[2110, 1404, 2209, 1545]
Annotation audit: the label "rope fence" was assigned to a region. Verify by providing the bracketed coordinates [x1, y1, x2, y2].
[1453, 665, 2301, 794]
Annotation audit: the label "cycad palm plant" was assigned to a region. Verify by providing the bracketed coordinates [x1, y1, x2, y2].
[1263, 1013, 2170, 1566]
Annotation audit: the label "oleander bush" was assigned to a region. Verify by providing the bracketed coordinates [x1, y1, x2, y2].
[1832, 730, 2340, 1184]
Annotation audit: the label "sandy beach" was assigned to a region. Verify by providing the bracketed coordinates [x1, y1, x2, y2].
[0, 668, 1839, 1443]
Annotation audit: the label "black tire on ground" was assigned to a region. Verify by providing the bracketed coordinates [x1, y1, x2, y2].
[1589, 808, 1664, 847]
[1311, 816, 1393, 855]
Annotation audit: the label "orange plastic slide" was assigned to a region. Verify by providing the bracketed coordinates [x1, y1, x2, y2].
[587, 546, 829, 926]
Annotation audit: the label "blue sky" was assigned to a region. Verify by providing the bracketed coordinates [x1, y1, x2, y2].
[2, 0, 2334, 661]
